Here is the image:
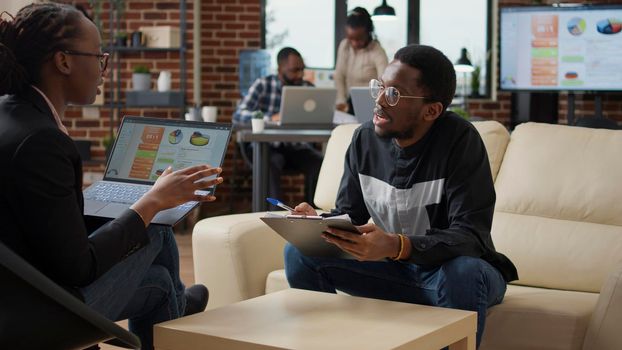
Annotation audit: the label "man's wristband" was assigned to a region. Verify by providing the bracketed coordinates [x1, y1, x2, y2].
[391, 234, 405, 261]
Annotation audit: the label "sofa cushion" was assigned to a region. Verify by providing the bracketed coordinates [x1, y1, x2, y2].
[314, 124, 360, 211]
[471, 120, 510, 181]
[266, 269, 289, 294]
[493, 123, 622, 292]
[480, 285, 598, 350]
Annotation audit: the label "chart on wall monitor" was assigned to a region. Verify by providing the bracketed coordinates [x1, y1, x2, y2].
[500, 7, 622, 91]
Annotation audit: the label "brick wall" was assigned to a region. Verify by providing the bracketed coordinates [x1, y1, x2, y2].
[62, 0, 621, 216]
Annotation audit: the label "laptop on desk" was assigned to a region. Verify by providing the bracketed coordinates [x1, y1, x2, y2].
[350, 87, 375, 123]
[83, 116, 232, 226]
[276, 86, 337, 129]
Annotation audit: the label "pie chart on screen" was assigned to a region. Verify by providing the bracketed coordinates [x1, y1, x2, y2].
[567, 17, 586, 36]
[596, 18, 622, 34]
[168, 129, 183, 144]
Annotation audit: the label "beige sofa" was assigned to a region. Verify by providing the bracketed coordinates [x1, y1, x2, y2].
[193, 121, 622, 350]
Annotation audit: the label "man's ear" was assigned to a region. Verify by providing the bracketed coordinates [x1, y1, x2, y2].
[53, 51, 72, 75]
[423, 101, 443, 122]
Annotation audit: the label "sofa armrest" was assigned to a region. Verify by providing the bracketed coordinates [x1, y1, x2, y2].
[192, 213, 287, 310]
[583, 262, 622, 350]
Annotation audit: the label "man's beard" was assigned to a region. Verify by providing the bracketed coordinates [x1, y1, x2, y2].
[374, 106, 416, 140]
[282, 75, 303, 86]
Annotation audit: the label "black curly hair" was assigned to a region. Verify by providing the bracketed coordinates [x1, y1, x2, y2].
[0, 3, 84, 96]
[394, 45, 457, 113]
[346, 7, 375, 40]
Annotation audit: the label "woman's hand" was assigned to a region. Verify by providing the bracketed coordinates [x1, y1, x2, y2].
[131, 165, 223, 226]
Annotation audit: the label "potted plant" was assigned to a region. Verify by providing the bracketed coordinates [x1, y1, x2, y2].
[132, 65, 151, 91]
[449, 106, 470, 121]
[470, 65, 481, 98]
[251, 111, 265, 133]
[114, 31, 128, 47]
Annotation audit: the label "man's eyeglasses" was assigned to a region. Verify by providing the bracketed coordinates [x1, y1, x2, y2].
[62, 50, 110, 72]
[369, 79, 428, 107]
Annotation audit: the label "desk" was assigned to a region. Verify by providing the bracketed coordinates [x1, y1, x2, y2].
[155, 289, 477, 350]
[236, 129, 332, 212]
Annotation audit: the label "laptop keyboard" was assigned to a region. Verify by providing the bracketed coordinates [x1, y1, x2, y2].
[84, 182, 197, 211]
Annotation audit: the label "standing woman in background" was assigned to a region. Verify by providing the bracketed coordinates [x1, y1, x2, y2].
[334, 7, 388, 113]
[0, 3, 221, 349]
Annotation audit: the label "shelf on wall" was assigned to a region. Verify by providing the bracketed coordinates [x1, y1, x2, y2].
[110, 46, 185, 53]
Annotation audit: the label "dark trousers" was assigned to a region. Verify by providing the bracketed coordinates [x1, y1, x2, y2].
[244, 142, 323, 207]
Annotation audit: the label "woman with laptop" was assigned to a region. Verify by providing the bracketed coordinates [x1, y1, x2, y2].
[334, 7, 388, 114]
[0, 4, 220, 348]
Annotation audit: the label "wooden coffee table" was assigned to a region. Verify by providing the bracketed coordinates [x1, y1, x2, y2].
[155, 289, 476, 350]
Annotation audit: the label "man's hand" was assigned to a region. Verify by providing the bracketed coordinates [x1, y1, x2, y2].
[335, 103, 348, 112]
[291, 202, 318, 216]
[323, 223, 401, 261]
[271, 113, 281, 122]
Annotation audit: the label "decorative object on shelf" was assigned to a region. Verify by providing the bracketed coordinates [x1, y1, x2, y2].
[139, 26, 181, 48]
[157, 71, 172, 92]
[131, 65, 151, 91]
[470, 64, 481, 98]
[131, 31, 145, 47]
[372, 0, 396, 20]
[201, 106, 218, 123]
[187, 106, 201, 121]
[251, 111, 265, 133]
[114, 31, 127, 47]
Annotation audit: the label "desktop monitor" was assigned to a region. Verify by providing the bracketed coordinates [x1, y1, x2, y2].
[500, 5, 622, 92]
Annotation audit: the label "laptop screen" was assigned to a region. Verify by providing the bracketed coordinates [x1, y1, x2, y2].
[104, 116, 232, 185]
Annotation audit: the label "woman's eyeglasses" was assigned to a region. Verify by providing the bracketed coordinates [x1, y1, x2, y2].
[62, 50, 110, 72]
[369, 79, 428, 107]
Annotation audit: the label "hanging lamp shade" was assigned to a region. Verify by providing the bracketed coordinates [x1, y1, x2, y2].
[454, 48, 475, 73]
[372, 0, 396, 20]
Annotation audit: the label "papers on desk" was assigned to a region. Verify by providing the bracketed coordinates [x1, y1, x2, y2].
[333, 110, 358, 124]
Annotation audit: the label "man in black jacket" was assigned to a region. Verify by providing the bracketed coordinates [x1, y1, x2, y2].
[286, 44, 517, 347]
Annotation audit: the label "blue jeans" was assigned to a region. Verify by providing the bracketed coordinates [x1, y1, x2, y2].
[80, 225, 186, 350]
[284, 243, 506, 348]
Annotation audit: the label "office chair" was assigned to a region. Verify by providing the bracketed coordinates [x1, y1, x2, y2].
[0, 241, 140, 349]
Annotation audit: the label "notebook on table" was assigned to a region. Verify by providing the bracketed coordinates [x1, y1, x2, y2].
[83, 116, 232, 226]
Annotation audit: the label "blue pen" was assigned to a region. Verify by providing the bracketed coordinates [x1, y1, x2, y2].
[266, 197, 295, 212]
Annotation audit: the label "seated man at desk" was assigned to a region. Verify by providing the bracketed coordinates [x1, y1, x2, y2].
[234, 47, 323, 206]
[284, 44, 518, 347]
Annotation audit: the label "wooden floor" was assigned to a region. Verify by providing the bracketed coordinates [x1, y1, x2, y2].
[100, 231, 194, 350]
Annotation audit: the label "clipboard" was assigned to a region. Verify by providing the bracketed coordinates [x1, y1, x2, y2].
[260, 216, 360, 259]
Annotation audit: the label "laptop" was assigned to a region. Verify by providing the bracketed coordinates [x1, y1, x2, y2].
[276, 86, 337, 128]
[83, 116, 232, 226]
[350, 87, 375, 123]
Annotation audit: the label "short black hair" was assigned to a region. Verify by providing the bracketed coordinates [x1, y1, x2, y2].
[347, 7, 374, 38]
[0, 3, 84, 95]
[276, 47, 301, 66]
[393, 45, 456, 112]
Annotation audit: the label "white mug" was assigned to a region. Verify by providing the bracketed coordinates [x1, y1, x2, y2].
[157, 71, 172, 92]
[201, 106, 218, 123]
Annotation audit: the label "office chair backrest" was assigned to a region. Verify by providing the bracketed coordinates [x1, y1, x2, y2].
[239, 50, 271, 97]
[0, 241, 140, 349]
